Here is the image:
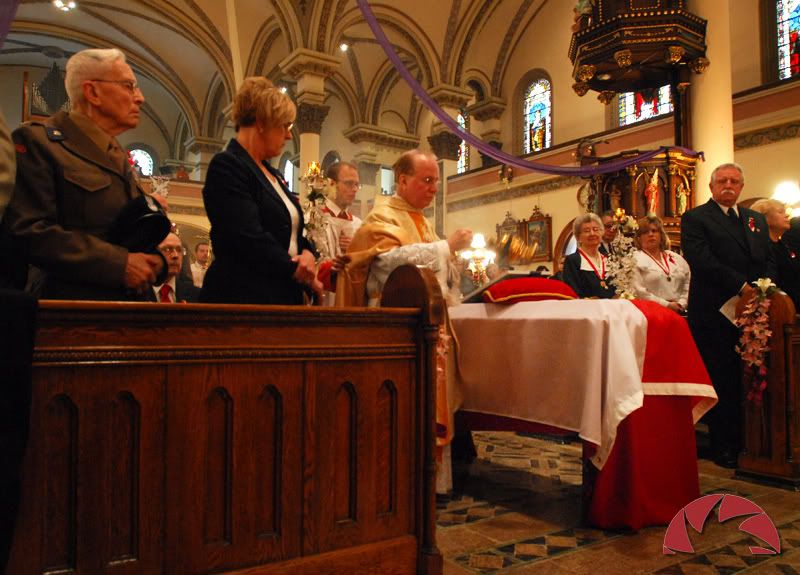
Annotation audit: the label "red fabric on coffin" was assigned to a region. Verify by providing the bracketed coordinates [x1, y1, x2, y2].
[588, 300, 713, 529]
[631, 300, 710, 384]
[587, 396, 698, 529]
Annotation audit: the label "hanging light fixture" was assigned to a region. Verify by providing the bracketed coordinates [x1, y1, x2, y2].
[52, 0, 77, 11]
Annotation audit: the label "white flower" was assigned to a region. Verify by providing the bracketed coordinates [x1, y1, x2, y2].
[754, 277, 776, 295]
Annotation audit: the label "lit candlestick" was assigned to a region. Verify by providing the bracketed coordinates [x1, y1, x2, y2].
[614, 207, 626, 224]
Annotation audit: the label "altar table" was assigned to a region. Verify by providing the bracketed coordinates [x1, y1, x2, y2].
[448, 299, 717, 529]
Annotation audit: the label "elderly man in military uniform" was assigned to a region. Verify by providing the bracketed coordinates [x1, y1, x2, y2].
[1, 48, 164, 300]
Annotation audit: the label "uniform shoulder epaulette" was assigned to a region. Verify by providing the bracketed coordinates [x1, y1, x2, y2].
[44, 126, 66, 141]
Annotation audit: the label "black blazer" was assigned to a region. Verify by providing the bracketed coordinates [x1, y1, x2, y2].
[562, 251, 616, 299]
[200, 139, 313, 305]
[771, 239, 800, 310]
[681, 200, 775, 325]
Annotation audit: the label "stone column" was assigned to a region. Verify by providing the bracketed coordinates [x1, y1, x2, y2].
[295, 102, 329, 181]
[279, 49, 341, 196]
[185, 136, 225, 180]
[427, 84, 472, 236]
[466, 97, 507, 168]
[354, 151, 380, 220]
[689, 0, 733, 204]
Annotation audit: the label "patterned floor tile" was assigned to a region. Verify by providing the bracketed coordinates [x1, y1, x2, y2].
[437, 431, 800, 574]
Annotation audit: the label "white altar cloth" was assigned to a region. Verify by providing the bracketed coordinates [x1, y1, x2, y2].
[449, 299, 649, 468]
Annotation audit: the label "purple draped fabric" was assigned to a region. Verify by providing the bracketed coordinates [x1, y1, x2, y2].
[356, 0, 703, 177]
[0, 1, 20, 50]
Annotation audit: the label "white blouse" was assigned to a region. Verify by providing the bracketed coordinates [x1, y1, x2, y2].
[632, 249, 690, 308]
[266, 176, 300, 257]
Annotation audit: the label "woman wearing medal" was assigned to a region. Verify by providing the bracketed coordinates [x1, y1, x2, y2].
[563, 213, 616, 298]
[632, 215, 690, 313]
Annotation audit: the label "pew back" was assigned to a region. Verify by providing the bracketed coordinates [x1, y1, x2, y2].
[8, 266, 443, 575]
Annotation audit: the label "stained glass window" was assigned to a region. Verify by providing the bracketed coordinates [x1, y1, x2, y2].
[778, 0, 800, 80]
[618, 85, 673, 127]
[523, 79, 552, 153]
[129, 148, 154, 176]
[457, 110, 469, 174]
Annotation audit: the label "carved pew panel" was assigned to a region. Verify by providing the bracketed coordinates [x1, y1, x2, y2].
[9, 266, 443, 575]
[13, 365, 165, 574]
[737, 291, 800, 487]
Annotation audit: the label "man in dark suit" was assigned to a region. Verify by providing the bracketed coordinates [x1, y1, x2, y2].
[681, 163, 775, 468]
[599, 211, 616, 256]
[1, 48, 164, 300]
[148, 232, 200, 303]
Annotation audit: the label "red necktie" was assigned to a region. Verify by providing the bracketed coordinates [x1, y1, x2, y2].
[158, 284, 172, 303]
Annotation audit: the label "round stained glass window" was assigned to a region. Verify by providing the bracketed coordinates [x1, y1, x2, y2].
[129, 148, 154, 176]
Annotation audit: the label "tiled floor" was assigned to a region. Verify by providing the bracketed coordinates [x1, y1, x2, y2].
[438, 432, 800, 574]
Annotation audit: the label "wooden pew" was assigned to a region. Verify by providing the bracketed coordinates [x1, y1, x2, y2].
[736, 290, 800, 488]
[8, 265, 443, 575]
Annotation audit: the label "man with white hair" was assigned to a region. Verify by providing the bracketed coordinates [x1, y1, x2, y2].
[1, 48, 165, 299]
[681, 162, 775, 468]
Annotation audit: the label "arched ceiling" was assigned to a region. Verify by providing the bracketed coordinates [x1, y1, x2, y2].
[1, 0, 552, 150]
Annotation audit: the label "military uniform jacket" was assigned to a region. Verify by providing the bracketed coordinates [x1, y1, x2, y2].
[2, 111, 143, 300]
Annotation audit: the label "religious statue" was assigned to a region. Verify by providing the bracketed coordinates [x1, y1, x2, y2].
[676, 182, 688, 216]
[571, 0, 595, 32]
[644, 169, 659, 215]
[609, 185, 622, 213]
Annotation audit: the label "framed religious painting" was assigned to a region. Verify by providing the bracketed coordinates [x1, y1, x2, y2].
[495, 211, 520, 244]
[519, 206, 552, 263]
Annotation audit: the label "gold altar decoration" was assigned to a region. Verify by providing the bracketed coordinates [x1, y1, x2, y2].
[299, 161, 332, 260]
[578, 148, 698, 249]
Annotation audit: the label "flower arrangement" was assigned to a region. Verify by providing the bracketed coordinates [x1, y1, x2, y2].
[150, 175, 170, 199]
[299, 161, 333, 260]
[735, 278, 778, 404]
[605, 208, 639, 299]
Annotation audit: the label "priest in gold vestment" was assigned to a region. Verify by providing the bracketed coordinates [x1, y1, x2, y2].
[336, 149, 472, 491]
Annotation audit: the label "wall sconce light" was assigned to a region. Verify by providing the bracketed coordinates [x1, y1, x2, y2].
[773, 181, 800, 207]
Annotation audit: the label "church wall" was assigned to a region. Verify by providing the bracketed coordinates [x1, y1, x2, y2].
[500, 0, 606, 154]
[320, 93, 359, 163]
[736, 138, 800, 202]
[730, 0, 764, 93]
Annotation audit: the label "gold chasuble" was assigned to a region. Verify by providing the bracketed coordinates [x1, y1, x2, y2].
[335, 195, 440, 307]
[335, 196, 460, 479]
